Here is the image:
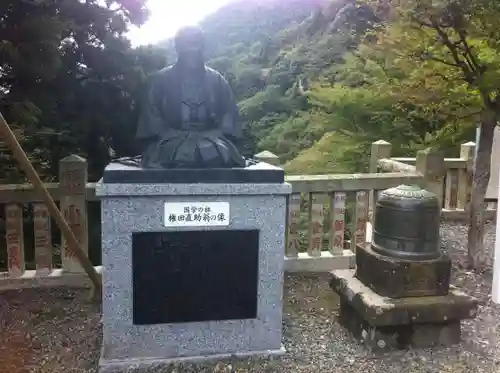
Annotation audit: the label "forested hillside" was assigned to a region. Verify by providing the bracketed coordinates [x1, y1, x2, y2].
[0, 0, 169, 181]
[156, 0, 482, 175]
[175, 0, 381, 172]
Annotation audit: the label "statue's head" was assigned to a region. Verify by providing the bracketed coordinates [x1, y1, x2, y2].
[174, 26, 205, 71]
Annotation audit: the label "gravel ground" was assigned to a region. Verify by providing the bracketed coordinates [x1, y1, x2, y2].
[1, 222, 499, 373]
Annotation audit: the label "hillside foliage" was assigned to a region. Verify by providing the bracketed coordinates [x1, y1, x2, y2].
[0, 0, 165, 181]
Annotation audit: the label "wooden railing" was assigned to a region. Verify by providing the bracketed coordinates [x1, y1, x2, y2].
[0, 140, 493, 289]
[371, 140, 497, 219]
[282, 171, 423, 271]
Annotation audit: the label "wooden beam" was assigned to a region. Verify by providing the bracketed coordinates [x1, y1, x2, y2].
[378, 158, 417, 173]
[390, 157, 467, 170]
[0, 182, 98, 203]
[286, 172, 423, 194]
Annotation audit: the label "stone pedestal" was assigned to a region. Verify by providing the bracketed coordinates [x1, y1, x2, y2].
[331, 247, 478, 350]
[331, 269, 477, 350]
[330, 185, 478, 350]
[96, 162, 291, 372]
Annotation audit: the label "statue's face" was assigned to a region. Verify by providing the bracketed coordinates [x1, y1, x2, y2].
[175, 31, 205, 71]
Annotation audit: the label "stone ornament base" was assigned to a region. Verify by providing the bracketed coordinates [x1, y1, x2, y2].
[99, 346, 286, 373]
[330, 270, 478, 350]
[355, 244, 452, 298]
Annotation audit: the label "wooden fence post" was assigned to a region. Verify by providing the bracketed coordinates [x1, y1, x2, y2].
[369, 140, 392, 219]
[352, 191, 369, 251]
[254, 150, 280, 166]
[5, 204, 25, 277]
[458, 142, 475, 210]
[308, 193, 327, 257]
[59, 155, 89, 273]
[286, 194, 301, 258]
[33, 203, 52, 275]
[416, 148, 445, 207]
[330, 192, 347, 254]
[370, 140, 393, 173]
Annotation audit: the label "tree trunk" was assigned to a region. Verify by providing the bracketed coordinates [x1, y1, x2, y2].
[467, 110, 496, 269]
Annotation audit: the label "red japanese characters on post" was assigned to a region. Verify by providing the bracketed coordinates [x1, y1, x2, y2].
[60, 168, 85, 196]
[310, 220, 323, 251]
[5, 206, 22, 273]
[34, 205, 52, 271]
[311, 221, 322, 235]
[333, 235, 343, 248]
[34, 208, 50, 248]
[311, 236, 322, 250]
[7, 246, 21, 272]
[333, 219, 344, 232]
[63, 204, 82, 258]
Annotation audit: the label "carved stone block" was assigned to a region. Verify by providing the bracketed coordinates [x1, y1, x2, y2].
[355, 243, 451, 298]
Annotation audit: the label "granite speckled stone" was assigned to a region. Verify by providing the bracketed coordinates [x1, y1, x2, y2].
[96, 176, 291, 370]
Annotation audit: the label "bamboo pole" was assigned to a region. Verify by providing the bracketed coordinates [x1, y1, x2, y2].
[0, 112, 102, 301]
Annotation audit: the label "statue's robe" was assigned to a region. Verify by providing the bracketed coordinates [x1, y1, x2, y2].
[136, 63, 245, 168]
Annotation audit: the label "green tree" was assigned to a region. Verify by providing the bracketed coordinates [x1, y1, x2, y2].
[293, 33, 478, 171]
[358, 0, 500, 268]
[0, 0, 166, 181]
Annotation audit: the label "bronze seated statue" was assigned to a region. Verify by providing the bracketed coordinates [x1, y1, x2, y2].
[135, 26, 247, 169]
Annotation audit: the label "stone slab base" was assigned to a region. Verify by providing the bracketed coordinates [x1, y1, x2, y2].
[99, 346, 286, 373]
[338, 294, 461, 350]
[330, 269, 478, 350]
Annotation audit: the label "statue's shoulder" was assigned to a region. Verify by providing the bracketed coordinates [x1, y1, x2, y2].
[204, 66, 230, 86]
[145, 66, 175, 93]
[150, 66, 175, 80]
[205, 66, 222, 77]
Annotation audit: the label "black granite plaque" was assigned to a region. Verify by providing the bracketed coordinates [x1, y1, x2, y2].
[132, 229, 259, 325]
